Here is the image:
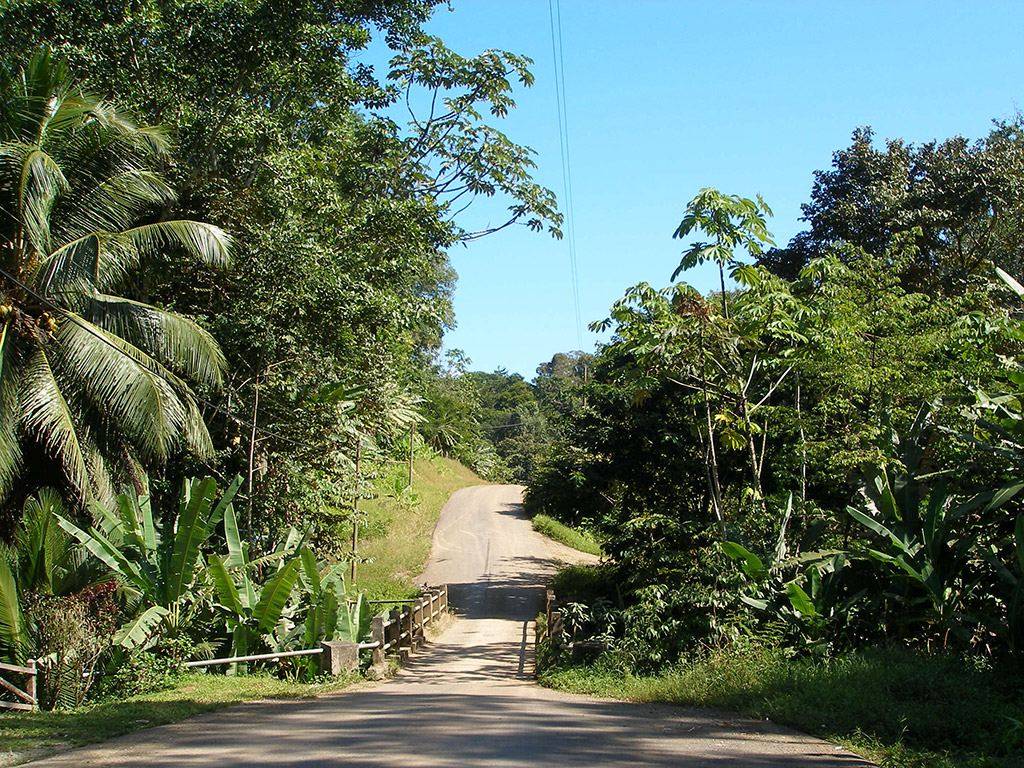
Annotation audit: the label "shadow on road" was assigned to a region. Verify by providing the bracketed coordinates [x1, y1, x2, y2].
[77, 689, 869, 768]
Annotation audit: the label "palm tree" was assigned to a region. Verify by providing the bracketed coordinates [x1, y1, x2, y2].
[0, 49, 232, 520]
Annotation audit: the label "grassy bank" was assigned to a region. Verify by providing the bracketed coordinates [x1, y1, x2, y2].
[355, 453, 483, 600]
[538, 645, 1024, 768]
[531, 514, 603, 556]
[0, 673, 355, 766]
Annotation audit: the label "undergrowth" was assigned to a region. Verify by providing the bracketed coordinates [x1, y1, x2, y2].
[532, 514, 603, 556]
[538, 644, 1024, 768]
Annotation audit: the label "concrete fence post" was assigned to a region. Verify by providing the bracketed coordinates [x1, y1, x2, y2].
[403, 606, 414, 653]
[371, 615, 385, 666]
[319, 641, 359, 675]
[414, 598, 424, 646]
[389, 608, 401, 652]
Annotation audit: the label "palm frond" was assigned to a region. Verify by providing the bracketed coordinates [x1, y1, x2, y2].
[87, 293, 226, 389]
[34, 233, 97, 301]
[80, 428, 116, 509]
[107, 220, 233, 276]
[0, 320, 22, 507]
[20, 345, 90, 501]
[181, 394, 215, 458]
[63, 169, 174, 242]
[53, 316, 201, 461]
[19, 147, 69, 258]
[0, 556, 25, 662]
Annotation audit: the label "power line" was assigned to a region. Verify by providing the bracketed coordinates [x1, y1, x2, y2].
[549, 0, 583, 349]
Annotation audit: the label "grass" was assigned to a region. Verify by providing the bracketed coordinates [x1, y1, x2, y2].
[531, 514, 603, 556]
[538, 645, 1024, 768]
[0, 672, 356, 766]
[355, 452, 483, 600]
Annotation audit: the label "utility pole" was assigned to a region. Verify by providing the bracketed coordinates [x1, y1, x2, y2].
[408, 424, 415, 489]
[350, 439, 362, 584]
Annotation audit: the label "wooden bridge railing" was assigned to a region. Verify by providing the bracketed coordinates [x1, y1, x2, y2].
[0, 660, 37, 711]
[540, 587, 563, 643]
[1, 585, 449, 706]
[368, 584, 448, 666]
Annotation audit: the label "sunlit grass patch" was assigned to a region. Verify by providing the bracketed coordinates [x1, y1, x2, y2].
[538, 645, 1024, 768]
[532, 514, 603, 556]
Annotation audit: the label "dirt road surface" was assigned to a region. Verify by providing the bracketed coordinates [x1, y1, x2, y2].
[25, 484, 872, 767]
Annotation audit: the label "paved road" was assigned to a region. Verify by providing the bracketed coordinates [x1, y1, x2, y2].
[26, 485, 872, 767]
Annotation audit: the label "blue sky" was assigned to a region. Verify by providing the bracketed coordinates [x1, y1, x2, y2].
[377, 1, 1024, 378]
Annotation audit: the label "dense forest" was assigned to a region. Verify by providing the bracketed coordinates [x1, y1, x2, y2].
[0, 0, 562, 708]
[2, 2, 1024, 763]
[523, 126, 1024, 763]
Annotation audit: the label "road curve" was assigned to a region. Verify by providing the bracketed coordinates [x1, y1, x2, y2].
[25, 485, 872, 767]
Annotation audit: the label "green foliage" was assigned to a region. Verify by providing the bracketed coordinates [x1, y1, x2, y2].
[762, 123, 1024, 295]
[531, 514, 603, 556]
[23, 582, 119, 709]
[0, 47, 230, 525]
[55, 476, 242, 648]
[0, 1, 561, 545]
[539, 645, 1024, 768]
[535, 172, 1020, 676]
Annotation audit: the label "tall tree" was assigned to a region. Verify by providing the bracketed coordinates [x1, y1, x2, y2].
[761, 124, 1024, 293]
[0, 49, 230, 529]
[0, 0, 562, 535]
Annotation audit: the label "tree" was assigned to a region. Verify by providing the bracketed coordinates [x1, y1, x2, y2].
[761, 124, 1024, 294]
[672, 187, 773, 319]
[0, 1, 562, 537]
[0, 50, 230, 528]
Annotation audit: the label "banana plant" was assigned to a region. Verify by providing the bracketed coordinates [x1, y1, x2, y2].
[55, 476, 242, 649]
[846, 468, 996, 645]
[722, 495, 857, 648]
[206, 498, 310, 669]
[268, 550, 373, 679]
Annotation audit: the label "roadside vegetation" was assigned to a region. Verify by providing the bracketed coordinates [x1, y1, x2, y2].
[353, 455, 484, 601]
[2, 2, 1023, 765]
[0, 0, 537, 727]
[0, 453, 478, 763]
[531, 514, 603, 557]
[539, 646, 1020, 768]
[526, 133, 1024, 766]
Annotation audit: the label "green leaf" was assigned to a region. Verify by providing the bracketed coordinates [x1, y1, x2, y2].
[113, 605, 169, 650]
[0, 556, 25, 662]
[222, 495, 245, 569]
[166, 477, 217, 603]
[338, 593, 371, 643]
[997, 267, 1024, 300]
[786, 582, 818, 617]
[299, 548, 321, 595]
[55, 512, 150, 595]
[721, 541, 767, 581]
[208, 554, 245, 618]
[253, 558, 301, 633]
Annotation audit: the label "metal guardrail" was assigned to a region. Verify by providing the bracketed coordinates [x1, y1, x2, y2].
[0, 585, 449, 709]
